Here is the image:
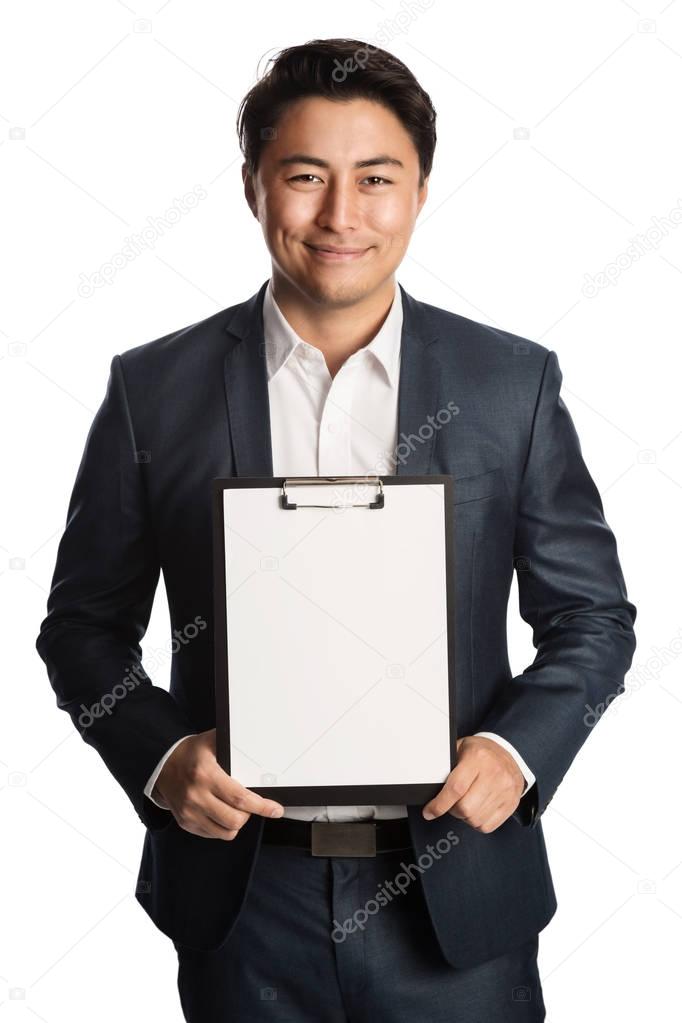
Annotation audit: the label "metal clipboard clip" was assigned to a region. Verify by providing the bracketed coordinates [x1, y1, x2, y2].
[280, 476, 385, 511]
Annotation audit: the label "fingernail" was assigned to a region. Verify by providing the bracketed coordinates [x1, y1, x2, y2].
[423, 810, 435, 821]
[270, 807, 284, 818]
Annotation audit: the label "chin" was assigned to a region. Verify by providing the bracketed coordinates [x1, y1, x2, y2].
[298, 269, 381, 308]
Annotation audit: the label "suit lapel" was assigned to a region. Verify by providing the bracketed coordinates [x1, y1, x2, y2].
[223, 279, 441, 479]
[223, 279, 273, 477]
[394, 283, 441, 477]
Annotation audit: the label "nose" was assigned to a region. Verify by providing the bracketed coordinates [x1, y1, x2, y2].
[315, 179, 361, 234]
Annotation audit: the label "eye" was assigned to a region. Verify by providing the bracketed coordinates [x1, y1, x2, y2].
[287, 174, 392, 186]
[288, 174, 323, 183]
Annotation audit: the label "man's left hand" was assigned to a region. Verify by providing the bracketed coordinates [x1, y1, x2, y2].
[422, 735, 525, 833]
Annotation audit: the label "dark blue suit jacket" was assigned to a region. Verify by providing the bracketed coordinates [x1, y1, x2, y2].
[36, 279, 637, 968]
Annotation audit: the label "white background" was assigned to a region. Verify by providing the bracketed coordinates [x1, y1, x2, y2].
[1, 0, 675, 1018]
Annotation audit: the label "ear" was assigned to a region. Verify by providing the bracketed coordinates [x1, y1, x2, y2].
[416, 175, 430, 218]
[242, 163, 259, 220]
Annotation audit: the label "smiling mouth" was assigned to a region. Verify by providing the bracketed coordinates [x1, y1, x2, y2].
[304, 243, 370, 261]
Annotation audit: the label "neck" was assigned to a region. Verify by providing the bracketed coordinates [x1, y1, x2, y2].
[269, 272, 396, 378]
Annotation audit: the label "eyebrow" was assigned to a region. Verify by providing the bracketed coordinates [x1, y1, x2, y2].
[277, 153, 404, 171]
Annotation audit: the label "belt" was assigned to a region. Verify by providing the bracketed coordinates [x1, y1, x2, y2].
[261, 816, 413, 857]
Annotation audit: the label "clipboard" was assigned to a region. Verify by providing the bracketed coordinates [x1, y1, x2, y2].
[212, 475, 457, 805]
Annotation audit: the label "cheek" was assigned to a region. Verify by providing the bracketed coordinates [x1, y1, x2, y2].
[272, 189, 319, 223]
[261, 194, 307, 239]
[365, 195, 415, 242]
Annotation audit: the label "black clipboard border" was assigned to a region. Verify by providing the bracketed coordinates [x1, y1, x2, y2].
[212, 475, 457, 806]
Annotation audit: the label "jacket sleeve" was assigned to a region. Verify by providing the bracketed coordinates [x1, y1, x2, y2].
[35, 354, 195, 831]
[477, 349, 637, 827]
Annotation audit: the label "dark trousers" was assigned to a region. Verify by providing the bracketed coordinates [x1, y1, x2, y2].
[174, 839, 546, 1022]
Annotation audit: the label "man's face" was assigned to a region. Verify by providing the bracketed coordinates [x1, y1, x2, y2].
[243, 96, 429, 307]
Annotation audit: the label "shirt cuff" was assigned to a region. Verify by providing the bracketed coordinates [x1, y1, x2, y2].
[143, 734, 197, 808]
[473, 732, 536, 796]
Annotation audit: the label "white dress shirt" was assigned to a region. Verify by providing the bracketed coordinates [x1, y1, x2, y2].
[144, 279, 535, 819]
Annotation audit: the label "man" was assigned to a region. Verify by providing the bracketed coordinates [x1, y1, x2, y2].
[36, 38, 637, 1022]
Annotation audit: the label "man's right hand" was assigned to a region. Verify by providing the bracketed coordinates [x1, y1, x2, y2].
[152, 728, 285, 840]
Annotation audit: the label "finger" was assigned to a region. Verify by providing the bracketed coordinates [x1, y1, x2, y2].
[451, 777, 503, 823]
[177, 813, 242, 841]
[447, 801, 469, 821]
[173, 787, 248, 838]
[203, 791, 252, 833]
[423, 760, 478, 819]
[212, 773, 285, 819]
[456, 756, 524, 825]
[475, 799, 512, 834]
[453, 793, 512, 833]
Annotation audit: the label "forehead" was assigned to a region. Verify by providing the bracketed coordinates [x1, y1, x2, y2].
[264, 96, 417, 164]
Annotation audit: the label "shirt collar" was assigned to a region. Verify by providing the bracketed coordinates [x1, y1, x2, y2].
[262, 279, 402, 389]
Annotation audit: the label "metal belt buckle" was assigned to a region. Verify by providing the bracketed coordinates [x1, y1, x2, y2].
[311, 821, 377, 857]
